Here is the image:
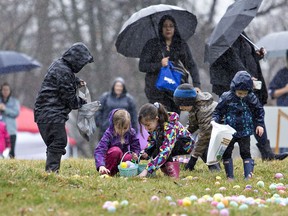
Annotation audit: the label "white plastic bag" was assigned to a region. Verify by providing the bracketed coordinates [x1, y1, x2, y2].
[77, 85, 101, 141]
[206, 121, 236, 165]
[2, 148, 10, 159]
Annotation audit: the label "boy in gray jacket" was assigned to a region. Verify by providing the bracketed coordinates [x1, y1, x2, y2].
[173, 84, 220, 172]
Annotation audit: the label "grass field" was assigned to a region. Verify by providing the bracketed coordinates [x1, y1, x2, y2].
[1, 158, 288, 216]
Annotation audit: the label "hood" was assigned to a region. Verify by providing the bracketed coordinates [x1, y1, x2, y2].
[107, 108, 132, 131]
[111, 77, 127, 97]
[62, 42, 94, 73]
[167, 112, 180, 123]
[230, 71, 253, 92]
[195, 92, 214, 106]
[108, 109, 119, 131]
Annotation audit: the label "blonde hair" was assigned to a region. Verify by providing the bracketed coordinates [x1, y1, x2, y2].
[113, 109, 131, 144]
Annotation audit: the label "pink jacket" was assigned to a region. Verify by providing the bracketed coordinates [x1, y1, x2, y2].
[0, 121, 10, 154]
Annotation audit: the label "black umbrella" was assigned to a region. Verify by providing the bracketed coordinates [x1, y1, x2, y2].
[204, 0, 263, 64]
[0, 50, 41, 74]
[115, 4, 197, 58]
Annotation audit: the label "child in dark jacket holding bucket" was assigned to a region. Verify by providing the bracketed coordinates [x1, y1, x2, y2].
[138, 102, 194, 178]
[212, 71, 265, 180]
[173, 83, 220, 172]
[94, 109, 141, 176]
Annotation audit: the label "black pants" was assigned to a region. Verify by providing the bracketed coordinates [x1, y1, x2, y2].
[37, 123, 67, 155]
[223, 136, 251, 160]
[9, 134, 17, 158]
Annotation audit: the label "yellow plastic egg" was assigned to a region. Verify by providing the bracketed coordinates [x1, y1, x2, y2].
[120, 162, 128, 168]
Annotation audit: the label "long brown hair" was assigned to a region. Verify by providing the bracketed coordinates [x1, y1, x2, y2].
[138, 102, 168, 136]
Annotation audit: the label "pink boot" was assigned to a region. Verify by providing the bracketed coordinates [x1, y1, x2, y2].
[160, 161, 180, 178]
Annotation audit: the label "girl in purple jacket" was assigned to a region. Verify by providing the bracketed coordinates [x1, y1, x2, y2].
[94, 109, 141, 176]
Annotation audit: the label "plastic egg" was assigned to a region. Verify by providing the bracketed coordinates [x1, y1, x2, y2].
[256, 181, 265, 188]
[210, 209, 219, 215]
[217, 202, 225, 210]
[239, 204, 248, 211]
[219, 187, 226, 191]
[213, 193, 224, 202]
[182, 198, 192, 206]
[229, 201, 238, 208]
[120, 200, 129, 206]
[120, 162, 128, 169]
[165, 196, 173, 201]
[216, 176, 222, 180]
[219, 208, 229, 216]
[107, 205, 116, 213]
[189, 195, 198, 201]
[151, 195, 160, 201]
[275, 173, 284, 179]
[233, 185, 240, 189]
[177, 199, 183, 206]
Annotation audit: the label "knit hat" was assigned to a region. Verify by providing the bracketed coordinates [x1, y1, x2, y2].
[173, 84, 197, 106]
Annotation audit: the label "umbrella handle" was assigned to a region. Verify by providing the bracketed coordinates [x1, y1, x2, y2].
[240, 33, 260, 50]
[240, 33, 266, 61]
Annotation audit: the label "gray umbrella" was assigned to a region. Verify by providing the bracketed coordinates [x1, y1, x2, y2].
[204, 0, 263, 64]
[0, 50, 41, 74]
[256, 31, 288, 58]
[115, 4, 197, 58]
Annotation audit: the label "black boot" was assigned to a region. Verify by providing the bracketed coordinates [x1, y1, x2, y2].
[185, 156, 198, 171]
[275, 152, 288, 160]
[256, 141, 274, 161]
[243, 158, 254, 180]
[223, 158, 234, 180]
[45, 152, 62, 173]
[208, 163, 221, 172]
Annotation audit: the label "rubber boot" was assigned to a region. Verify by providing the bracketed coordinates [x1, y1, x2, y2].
[243, 158, 254, 180]
[45, 152, 62, 173]
[223, 159, 234, 180]
[161, 161, 180, 178]
[208, 163, 221, 172]
[184, 156, 198, 171]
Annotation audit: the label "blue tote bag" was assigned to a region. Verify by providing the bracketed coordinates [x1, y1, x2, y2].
[156, 61, 183, 92]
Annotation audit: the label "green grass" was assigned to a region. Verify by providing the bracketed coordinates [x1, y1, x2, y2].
[1, 158, 288, 216]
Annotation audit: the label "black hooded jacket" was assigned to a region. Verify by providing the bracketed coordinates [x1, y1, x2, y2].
[34, 42, 93, 123]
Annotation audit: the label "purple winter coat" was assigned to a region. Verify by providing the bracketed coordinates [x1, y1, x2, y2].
[94, 108, 141, 170]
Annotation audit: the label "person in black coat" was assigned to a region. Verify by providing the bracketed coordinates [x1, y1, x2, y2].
[139, 15, 201, 114]
[34, 42, 94, 173]
[95, 77, 138, 140]
[268, 51, 288, 106]
[209, 32, 288, 161]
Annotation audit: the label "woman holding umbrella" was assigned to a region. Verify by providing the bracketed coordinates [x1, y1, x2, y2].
[139, 15, 201, 114]
[0, 82, 20, 158]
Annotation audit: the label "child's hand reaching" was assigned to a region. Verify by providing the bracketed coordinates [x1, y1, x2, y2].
[132, 153, 138, 161]
[138, 169, 148, 178]
[140, 152, 148, 159]
[99, 166, 110, 175]
[256, 126, 264, 137]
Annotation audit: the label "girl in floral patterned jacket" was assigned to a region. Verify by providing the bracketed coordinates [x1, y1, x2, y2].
[138, 102, 194, 178]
